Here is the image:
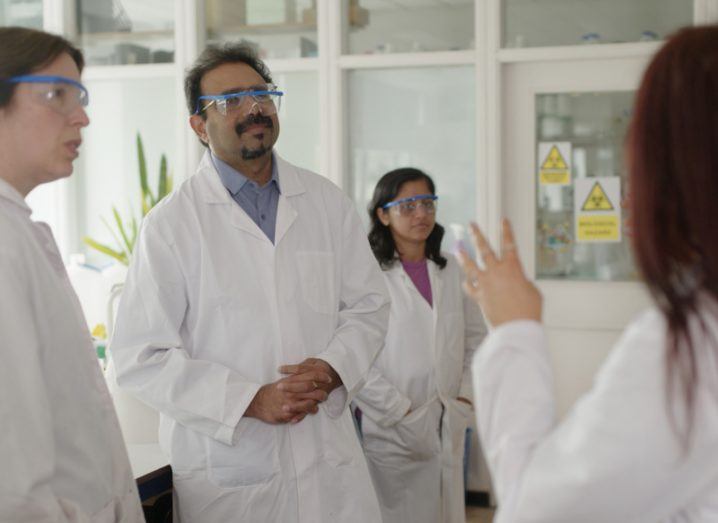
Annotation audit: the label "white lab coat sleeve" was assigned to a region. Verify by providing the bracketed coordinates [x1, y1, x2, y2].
[0, 253, 89, 523]
[317, 197, 391, 418]
[110, 218, 260, 446]
[353, 365, 412, 428]
[475, 314, 718, 523]
[472, 320, 554, 520]
[459, 288, 487, 400]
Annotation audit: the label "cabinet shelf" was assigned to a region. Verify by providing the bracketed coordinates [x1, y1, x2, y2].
[77, 29, 174, 43]
[208, 21, 317, 37]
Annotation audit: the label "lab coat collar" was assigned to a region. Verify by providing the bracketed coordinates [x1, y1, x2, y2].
[196, 150, 303, 245]
[387, 256, 444, 313]
[0, 176, 31, 217]
[198, 150, 305, 205]
[211, 150, 282, 196]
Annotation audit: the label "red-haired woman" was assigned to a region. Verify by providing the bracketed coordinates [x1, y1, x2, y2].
[458, 26, 718, 523]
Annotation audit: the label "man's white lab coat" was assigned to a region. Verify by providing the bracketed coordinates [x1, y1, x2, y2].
[110, 152, 390, 523]
[0, 178, 144, 523]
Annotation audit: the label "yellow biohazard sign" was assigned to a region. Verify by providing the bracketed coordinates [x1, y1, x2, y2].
[577, 215, 620, 241]
[574, 177, 622, 243]
[581, 181, 615, 211]
[541, 146, 568, 170]
[538, 142, 571, 185]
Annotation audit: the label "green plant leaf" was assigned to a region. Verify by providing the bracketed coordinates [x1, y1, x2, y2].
[101, 216, 130, 261]
[82, 237, 128, 265]
[157, 154, 168, 199]
[137, 133, 149, 194]
[137, 133, 155, 213]
[112, 206, 134, 255]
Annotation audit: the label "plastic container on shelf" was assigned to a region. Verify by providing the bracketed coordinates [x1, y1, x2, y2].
[536, 208, 573, 278]
[580, 32, 601, 45]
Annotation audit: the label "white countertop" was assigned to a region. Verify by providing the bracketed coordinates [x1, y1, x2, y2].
[127, 443, 169, 479]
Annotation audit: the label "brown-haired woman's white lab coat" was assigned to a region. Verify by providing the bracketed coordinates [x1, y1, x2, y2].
[0, 178, 144, 523]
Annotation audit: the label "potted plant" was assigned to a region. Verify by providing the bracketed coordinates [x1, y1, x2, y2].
[83, 132, 173, 265]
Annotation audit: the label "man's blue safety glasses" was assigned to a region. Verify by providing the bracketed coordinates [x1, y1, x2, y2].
[194, 87, 284, 116]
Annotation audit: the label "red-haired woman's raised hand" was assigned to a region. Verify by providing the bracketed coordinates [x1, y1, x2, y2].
[456, 219, 542, 327]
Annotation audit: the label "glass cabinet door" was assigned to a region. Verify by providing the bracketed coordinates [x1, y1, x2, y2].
[205, 0, 318, 59]
[74, 0, 175, 65]
[503, 0, 693, 48]
[536, 91, 636, 281]
[0, 0, 43, 28]
[347, 66, 476, 246]
[343, 0, 474, 55]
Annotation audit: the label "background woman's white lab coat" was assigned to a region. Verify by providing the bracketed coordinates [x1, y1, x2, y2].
[355, 256, 487, 523]
[474, 302, 718, 523]
[0, 179, 144, 522]
[110, 153, 390, 523]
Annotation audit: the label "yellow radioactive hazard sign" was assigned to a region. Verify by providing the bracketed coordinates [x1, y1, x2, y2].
[581, 181, 615, 211]
[538, 142, 571, 185]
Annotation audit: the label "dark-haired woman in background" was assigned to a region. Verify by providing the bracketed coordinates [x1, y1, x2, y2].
[354, 168, 487, 523]
[458, 25, 718, 523]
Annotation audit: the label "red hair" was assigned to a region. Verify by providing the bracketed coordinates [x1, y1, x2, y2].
[629, 25, 718, 442]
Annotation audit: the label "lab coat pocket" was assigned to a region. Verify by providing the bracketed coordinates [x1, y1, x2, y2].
[206, 419, 279, 488]
[296, 251, 335, 314]
[395, 398, 442, 461]
[451, 398, 473, 426]
[447, 399, 473, 453]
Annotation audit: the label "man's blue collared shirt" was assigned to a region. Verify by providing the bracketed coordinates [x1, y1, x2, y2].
[211, 152, 280, 243]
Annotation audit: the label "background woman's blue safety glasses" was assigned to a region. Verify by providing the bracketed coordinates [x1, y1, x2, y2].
[195, 87, 284, 116]
[6, 75, 89, 115]
[383, 194, 438, 216]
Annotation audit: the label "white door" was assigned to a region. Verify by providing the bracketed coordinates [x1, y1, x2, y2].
[501, 55, 653, 415]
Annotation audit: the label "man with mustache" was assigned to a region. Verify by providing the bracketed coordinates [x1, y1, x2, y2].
[110, 43, 390, 522]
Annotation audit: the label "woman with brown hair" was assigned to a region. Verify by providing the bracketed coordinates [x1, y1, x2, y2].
[459, 26, 718, 523]
[0, 27, 143, 522]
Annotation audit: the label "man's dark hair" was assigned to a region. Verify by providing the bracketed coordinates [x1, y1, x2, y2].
[0, 26, 84, 108]
[184, 42, 273, 117]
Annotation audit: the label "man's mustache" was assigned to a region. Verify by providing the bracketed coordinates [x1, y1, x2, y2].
[235, 114, 274, 135]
